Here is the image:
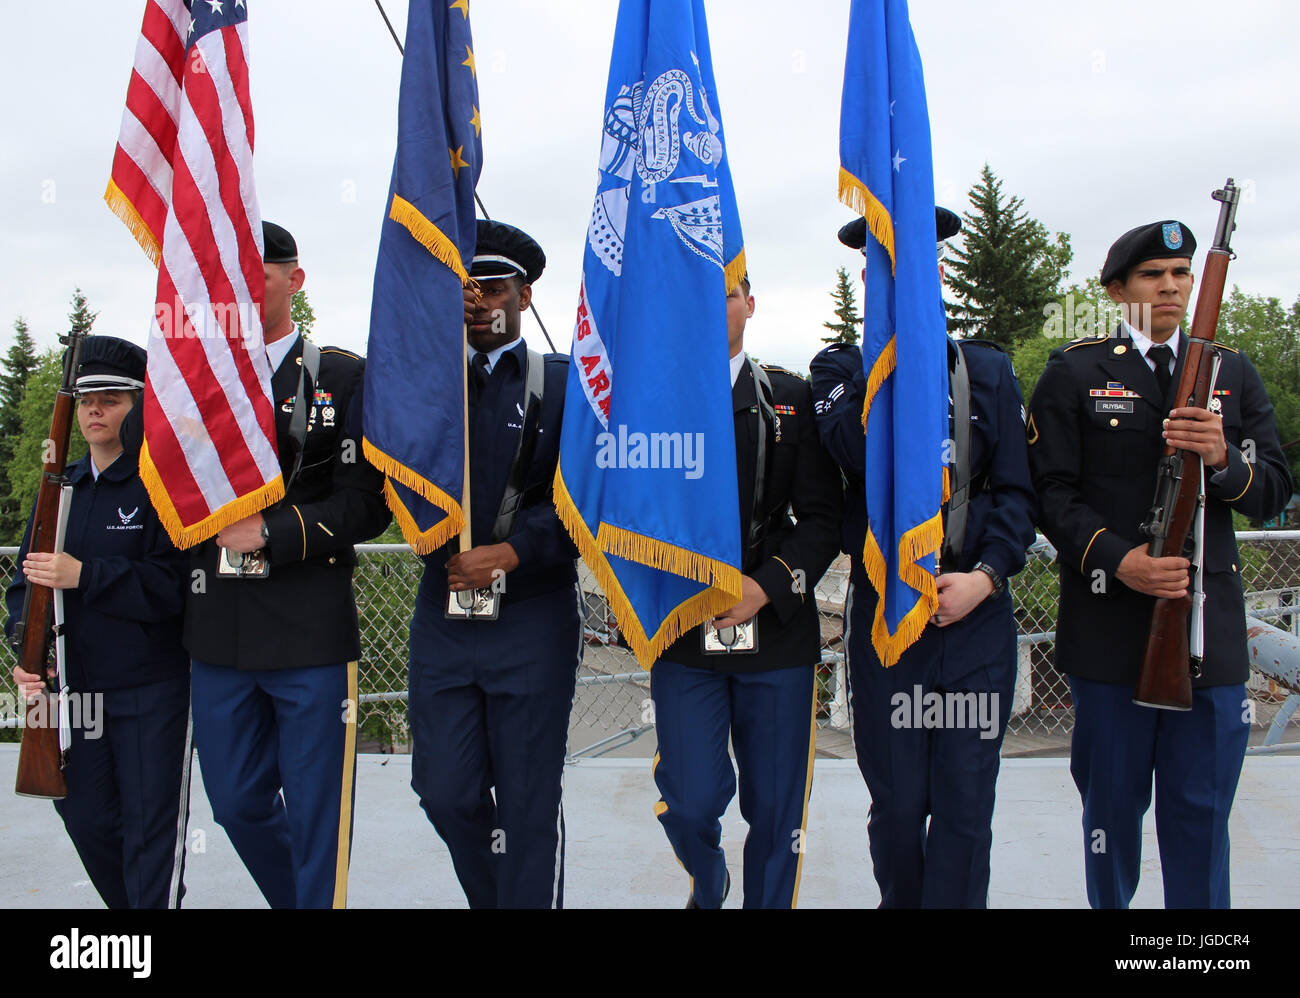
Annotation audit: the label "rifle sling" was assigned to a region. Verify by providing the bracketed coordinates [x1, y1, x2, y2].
[940, 340, 972, 573]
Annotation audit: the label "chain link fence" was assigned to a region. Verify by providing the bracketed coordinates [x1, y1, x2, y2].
[3, 536, 1299, 754]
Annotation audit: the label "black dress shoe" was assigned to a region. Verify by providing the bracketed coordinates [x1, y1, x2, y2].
[685, 870, 731, 908]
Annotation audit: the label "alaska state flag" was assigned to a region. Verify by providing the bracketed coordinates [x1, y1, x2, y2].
[839, 0, 948, 666]
[555, 0, 744, 667]
[364, 0, 482, 553]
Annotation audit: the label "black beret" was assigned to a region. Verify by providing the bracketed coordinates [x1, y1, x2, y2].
[74, 335, 146, 393]
[470, 219, 545, 284]
[1101, 220, 1196, 285]
[262, 220, 298, 264]
[838, 206, 962, 250]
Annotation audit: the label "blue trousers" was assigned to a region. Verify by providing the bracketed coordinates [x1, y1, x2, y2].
[191, 659, 358, 909]
[650, 659, 817, 909]
[847, 587, 1014, 908]
[408, 584, 582, 909]
[53, 675, 192, 909]
[1069, 676, 1249, 909]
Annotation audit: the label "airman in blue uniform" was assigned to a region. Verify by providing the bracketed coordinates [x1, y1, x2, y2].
[7, 336, 192, 909]
[810, 209, 1037, 907]
[407, 220, 582, 909]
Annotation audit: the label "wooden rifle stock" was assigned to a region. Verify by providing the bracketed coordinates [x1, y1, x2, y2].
[1134, 180, 1240, 710]
[13, 331, 85, 798]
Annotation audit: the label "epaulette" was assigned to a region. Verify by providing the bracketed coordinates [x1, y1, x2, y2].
[320, 347, 362, 360]
[1063, 336, 1109, 352]
[955, 337, 1006, 353]
[760, 363, 804, 380]
[1215, 343, 1239, 355]
[821, 343, 855, 353]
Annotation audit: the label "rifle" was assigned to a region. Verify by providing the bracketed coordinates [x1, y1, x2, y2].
[12, 328, 87, 797]
[1134, 178, 1241, 710]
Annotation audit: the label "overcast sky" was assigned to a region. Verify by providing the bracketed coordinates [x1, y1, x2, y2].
[2, 0, 1297, 373]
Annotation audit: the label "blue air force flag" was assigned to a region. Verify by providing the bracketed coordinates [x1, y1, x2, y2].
[364, 0, 482, 553]
[839, 0, 948, 666]
[555, 0, 744, 667]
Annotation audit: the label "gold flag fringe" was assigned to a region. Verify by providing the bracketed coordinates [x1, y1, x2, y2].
[724, 248, 748, 294]
[362, 438, 464, 555]
[139, 440, 285, 550]
[861, 509, 944, 668]
[553, 467, 743, 668]
[838, 167, 896, 274]
[389, 194, 468, 284]
[860, 335, 897, 432]
[103, 179, 161, 267]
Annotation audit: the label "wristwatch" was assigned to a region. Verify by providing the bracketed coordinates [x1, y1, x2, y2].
[973, 562, 1005, 598]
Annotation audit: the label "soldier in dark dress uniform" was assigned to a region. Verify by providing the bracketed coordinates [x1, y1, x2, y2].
[1027, 219, 1291, 908]
[407, 220, 582, 909]
[183, 221, 391, 909]
[810, 209, 1037, 908]
[649, 273, 844, 909]
[7, 336, 192, 908]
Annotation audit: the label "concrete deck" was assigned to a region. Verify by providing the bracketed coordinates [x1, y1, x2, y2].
[1, 746, 1296, 908]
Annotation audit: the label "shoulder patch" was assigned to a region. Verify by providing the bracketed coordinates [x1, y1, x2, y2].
[1063, 336, 1109, 352]
[1026, 412, 1039, 446]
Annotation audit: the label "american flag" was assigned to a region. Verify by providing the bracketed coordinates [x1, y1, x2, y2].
[105, 0, 283, 548]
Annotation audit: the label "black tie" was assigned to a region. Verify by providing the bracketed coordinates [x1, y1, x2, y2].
[1147, 344, 1173, 402]
[470, 353, 490, 397]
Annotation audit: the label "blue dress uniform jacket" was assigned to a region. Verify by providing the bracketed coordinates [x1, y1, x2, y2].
[810, 338, 1036, 908]
[811, 340, 1037, 685]
[5, 451, 191, 909]
[408, 339, 582, 909]
[1028, 329, 1292, 686]
[660, 362, 844, 672]
[184, 337, 391, 668]
[6, 455, 190, 690]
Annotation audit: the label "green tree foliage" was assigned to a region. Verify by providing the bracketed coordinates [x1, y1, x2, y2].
[67, 287, 98, 340]
[821, 266, 862, 345]
[945, 164, 1072, 351]
[1216, 287, 1300, 486]
[291, 288, 316, 340]
[0, 318, 39, 541]
[7, 349, 88, 523]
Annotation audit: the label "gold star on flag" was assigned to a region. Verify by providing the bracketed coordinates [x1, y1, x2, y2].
[462, 45, 476, 78]
[450, 0, 469, 17]
[449, 146, 470, 176]
[470, 106, 482, 137]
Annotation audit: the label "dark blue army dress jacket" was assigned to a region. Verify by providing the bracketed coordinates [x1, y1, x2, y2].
[1028, 328, 1292, 686]
[5, 453, 189, 692]
[811, 339, 1037, 686]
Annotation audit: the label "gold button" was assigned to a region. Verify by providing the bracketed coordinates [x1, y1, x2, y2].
[1113, 344, 1127, 355]
[1232, 563, 1238, 573]
[1109, 418, 1119, 427]
[329, 556, 337, 565]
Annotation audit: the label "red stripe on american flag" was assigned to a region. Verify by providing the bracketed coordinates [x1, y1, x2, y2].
[109, 143, 169, 240]
[141, 0, 185, 84]
[222, 26, 256, 155]
[125, 66, 179, 162]
[142, 385, 210, 526]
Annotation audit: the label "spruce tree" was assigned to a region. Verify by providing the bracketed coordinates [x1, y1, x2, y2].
[944, 164, 1072, 351]
[0, 318, 39, 541]
[821, 266, 862, 345]
[291, 288, 316, 340]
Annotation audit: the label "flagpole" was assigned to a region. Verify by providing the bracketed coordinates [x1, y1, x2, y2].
[460, 319, 472, 551]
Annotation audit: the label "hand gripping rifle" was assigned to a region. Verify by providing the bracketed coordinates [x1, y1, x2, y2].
[12, 328, 87, 797]
[1134, 179, 1241, 710]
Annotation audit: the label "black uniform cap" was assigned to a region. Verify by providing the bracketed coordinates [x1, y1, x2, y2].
[74, 335, 146, 393]
[1101, 220, 1196, 285]
[263, 220, 298, 264]
[470, 219, 545, 284]
[838, 206, 961, 249]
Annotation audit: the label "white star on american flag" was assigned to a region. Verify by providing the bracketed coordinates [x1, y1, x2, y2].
[207, 0, 224, 13]
[187, 15, 196, 37]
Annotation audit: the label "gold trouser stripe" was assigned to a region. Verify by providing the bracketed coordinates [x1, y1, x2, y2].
[790, 680, 819, 909]
[332, 660, 359, 909]
[1226, 456, 1254, 502]
[1080, 528, 1106, 572]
